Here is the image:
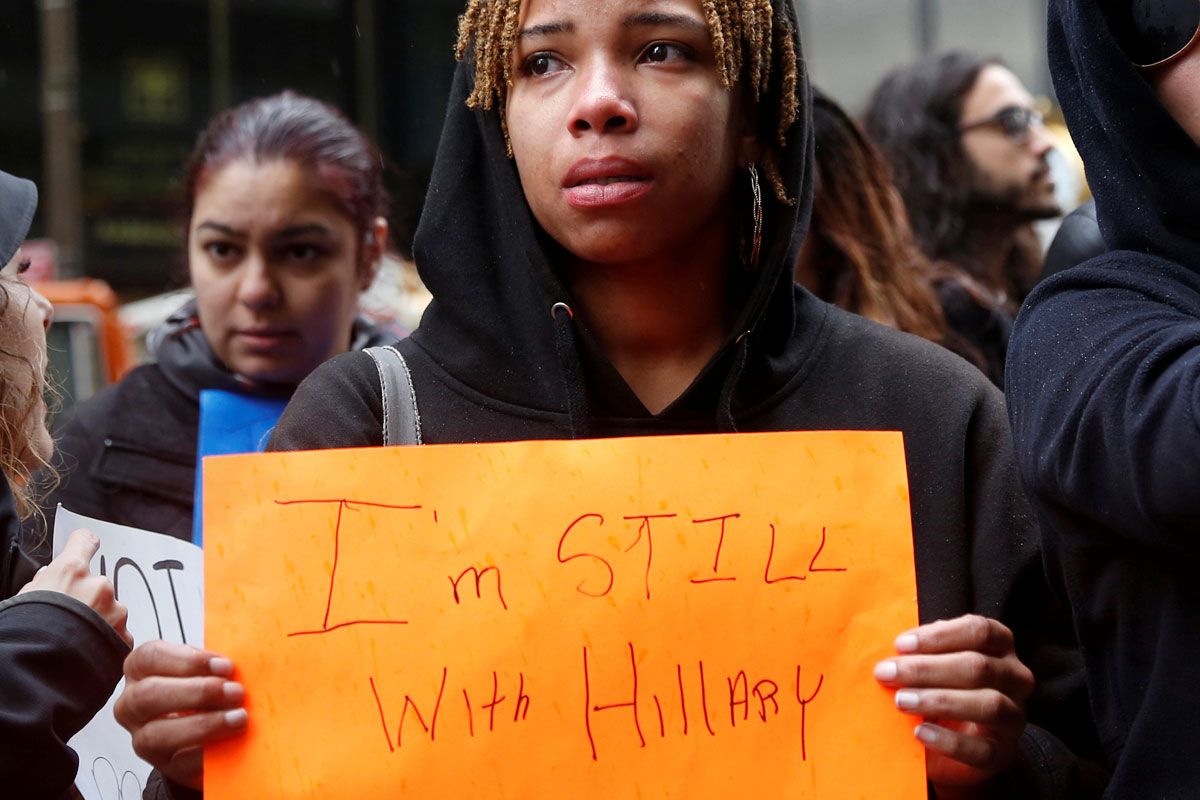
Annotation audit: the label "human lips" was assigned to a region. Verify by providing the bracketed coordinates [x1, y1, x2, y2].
[234, 326, 298, 350]
[562, 158, 653, 208]
[1032, 166, 1056, 192]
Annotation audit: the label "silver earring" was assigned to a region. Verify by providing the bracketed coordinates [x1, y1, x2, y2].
[746, 163, 763, 270]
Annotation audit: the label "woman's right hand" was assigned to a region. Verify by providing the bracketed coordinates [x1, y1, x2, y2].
[114, 640, 248, 790]
[18, 528, 132, 647]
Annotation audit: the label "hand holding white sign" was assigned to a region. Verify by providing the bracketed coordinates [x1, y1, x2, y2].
[52, 507, 205, 800]
[22, 528, 132, 646]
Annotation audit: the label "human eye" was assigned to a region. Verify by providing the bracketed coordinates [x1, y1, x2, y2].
[1, 257, 29, 284]
[276, 241, 335, 273]
[520, 51, 568, 77]
[17, 258, 31, 275]
[284, 243, 322, 261]
[202, 241, 240, 263]
[1000, 108, 1031, 137]
[639, 41, 693, 65]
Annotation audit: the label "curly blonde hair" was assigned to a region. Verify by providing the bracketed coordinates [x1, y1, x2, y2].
[454, 0, 800, 203]
[0, 277, 56, 521]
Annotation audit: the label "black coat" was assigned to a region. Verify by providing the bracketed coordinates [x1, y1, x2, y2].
[0, 478, 129, 799]
[934, 276, 1014, 389]
[1041, 200, 1103, 282]
[254, 11, 1104, 798]
[1007, 2, 1200, 797]
[31, 304, 394, 553]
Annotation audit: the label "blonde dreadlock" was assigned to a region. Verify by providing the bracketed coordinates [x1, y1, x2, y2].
[453, 0, 800, 203]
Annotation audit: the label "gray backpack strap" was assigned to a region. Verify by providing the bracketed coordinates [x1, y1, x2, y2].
[364, 345, 422, 446]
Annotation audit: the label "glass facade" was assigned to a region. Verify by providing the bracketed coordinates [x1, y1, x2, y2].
[1, 0, 461, 294]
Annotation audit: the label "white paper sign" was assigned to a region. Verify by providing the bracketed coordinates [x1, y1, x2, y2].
[53, 506, 204, 800]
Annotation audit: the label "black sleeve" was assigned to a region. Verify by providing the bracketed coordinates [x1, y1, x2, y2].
[143, 770, 202, 800]
[963, 393, 1108, 798]
[267, 351, 385, 452]
[1008, 257, 1200, 552]
[0, 591, 129, 799]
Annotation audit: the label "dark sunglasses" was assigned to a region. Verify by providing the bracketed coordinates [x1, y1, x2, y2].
[1104, 0, 1200, 69]
[958, 107, 1045, 145]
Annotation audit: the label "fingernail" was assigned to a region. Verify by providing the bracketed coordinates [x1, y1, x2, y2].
[225, 708, 248, 727]
[873, 661, 898, 681]
[895, 633, 919, 653]
[209, 657, 234, 677]
[895, 690, 920, 710]
[223, 682, 244, 703]
[915, 723, 938, 745]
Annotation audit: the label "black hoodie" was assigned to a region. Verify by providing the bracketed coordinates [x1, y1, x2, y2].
[1006, 0, 1200, 796]
[267, 6, 1103, 797]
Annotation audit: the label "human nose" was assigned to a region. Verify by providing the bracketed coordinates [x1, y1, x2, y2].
[31, 287, 53, 329]
[569, 60, 638, 135]
[1027, 119, 1055, 159]
[236, 255, 281, 309]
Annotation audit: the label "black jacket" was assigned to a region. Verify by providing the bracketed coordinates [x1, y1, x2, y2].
[257, 9, 1104, 798]
[1, 478, 129, 799]
[934, 276, 1014, 388]
[31, 303, 393, 552]
[1006, 2, 1200, 797]
[1041, 199, 1103, 282]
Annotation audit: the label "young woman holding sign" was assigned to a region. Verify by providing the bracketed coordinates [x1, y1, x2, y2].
[117, 1, 1105, 797]
[0, 169, 133, 798]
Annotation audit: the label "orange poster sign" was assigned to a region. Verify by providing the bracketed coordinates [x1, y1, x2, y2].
[204, 431, 925, 799]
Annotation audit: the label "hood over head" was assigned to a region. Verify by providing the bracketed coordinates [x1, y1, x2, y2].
[1049, 0, 1200, 261]
[410, 0, 814, 430]
[0, 171, 37, 268]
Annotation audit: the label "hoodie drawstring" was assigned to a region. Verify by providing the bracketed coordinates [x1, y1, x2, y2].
[717, 331, 752, 433]
[551, 302, 590, 439]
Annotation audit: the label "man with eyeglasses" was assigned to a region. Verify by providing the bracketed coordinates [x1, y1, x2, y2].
[1007, 0, 1200, 796]
[957, 80, 1060, 233]
[866, 53, 1061, 387]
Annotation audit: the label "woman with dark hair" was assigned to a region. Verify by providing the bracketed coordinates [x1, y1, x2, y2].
[0, 169, 132, 798]
[799, 90, 996, 378]
[799, 90, 947, 341]
[116, 2, 1102, 797]
[36, 91, 396, 546]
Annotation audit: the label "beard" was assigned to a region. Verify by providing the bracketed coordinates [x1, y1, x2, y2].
[965, 165, 1062, 222]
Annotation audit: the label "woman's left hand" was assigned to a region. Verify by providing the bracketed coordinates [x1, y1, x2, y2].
[873, 614, 1034, 798]
[19, 528, 132, 647]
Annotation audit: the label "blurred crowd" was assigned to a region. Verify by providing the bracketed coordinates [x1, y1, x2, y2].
[1, 0, 1197, 798]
